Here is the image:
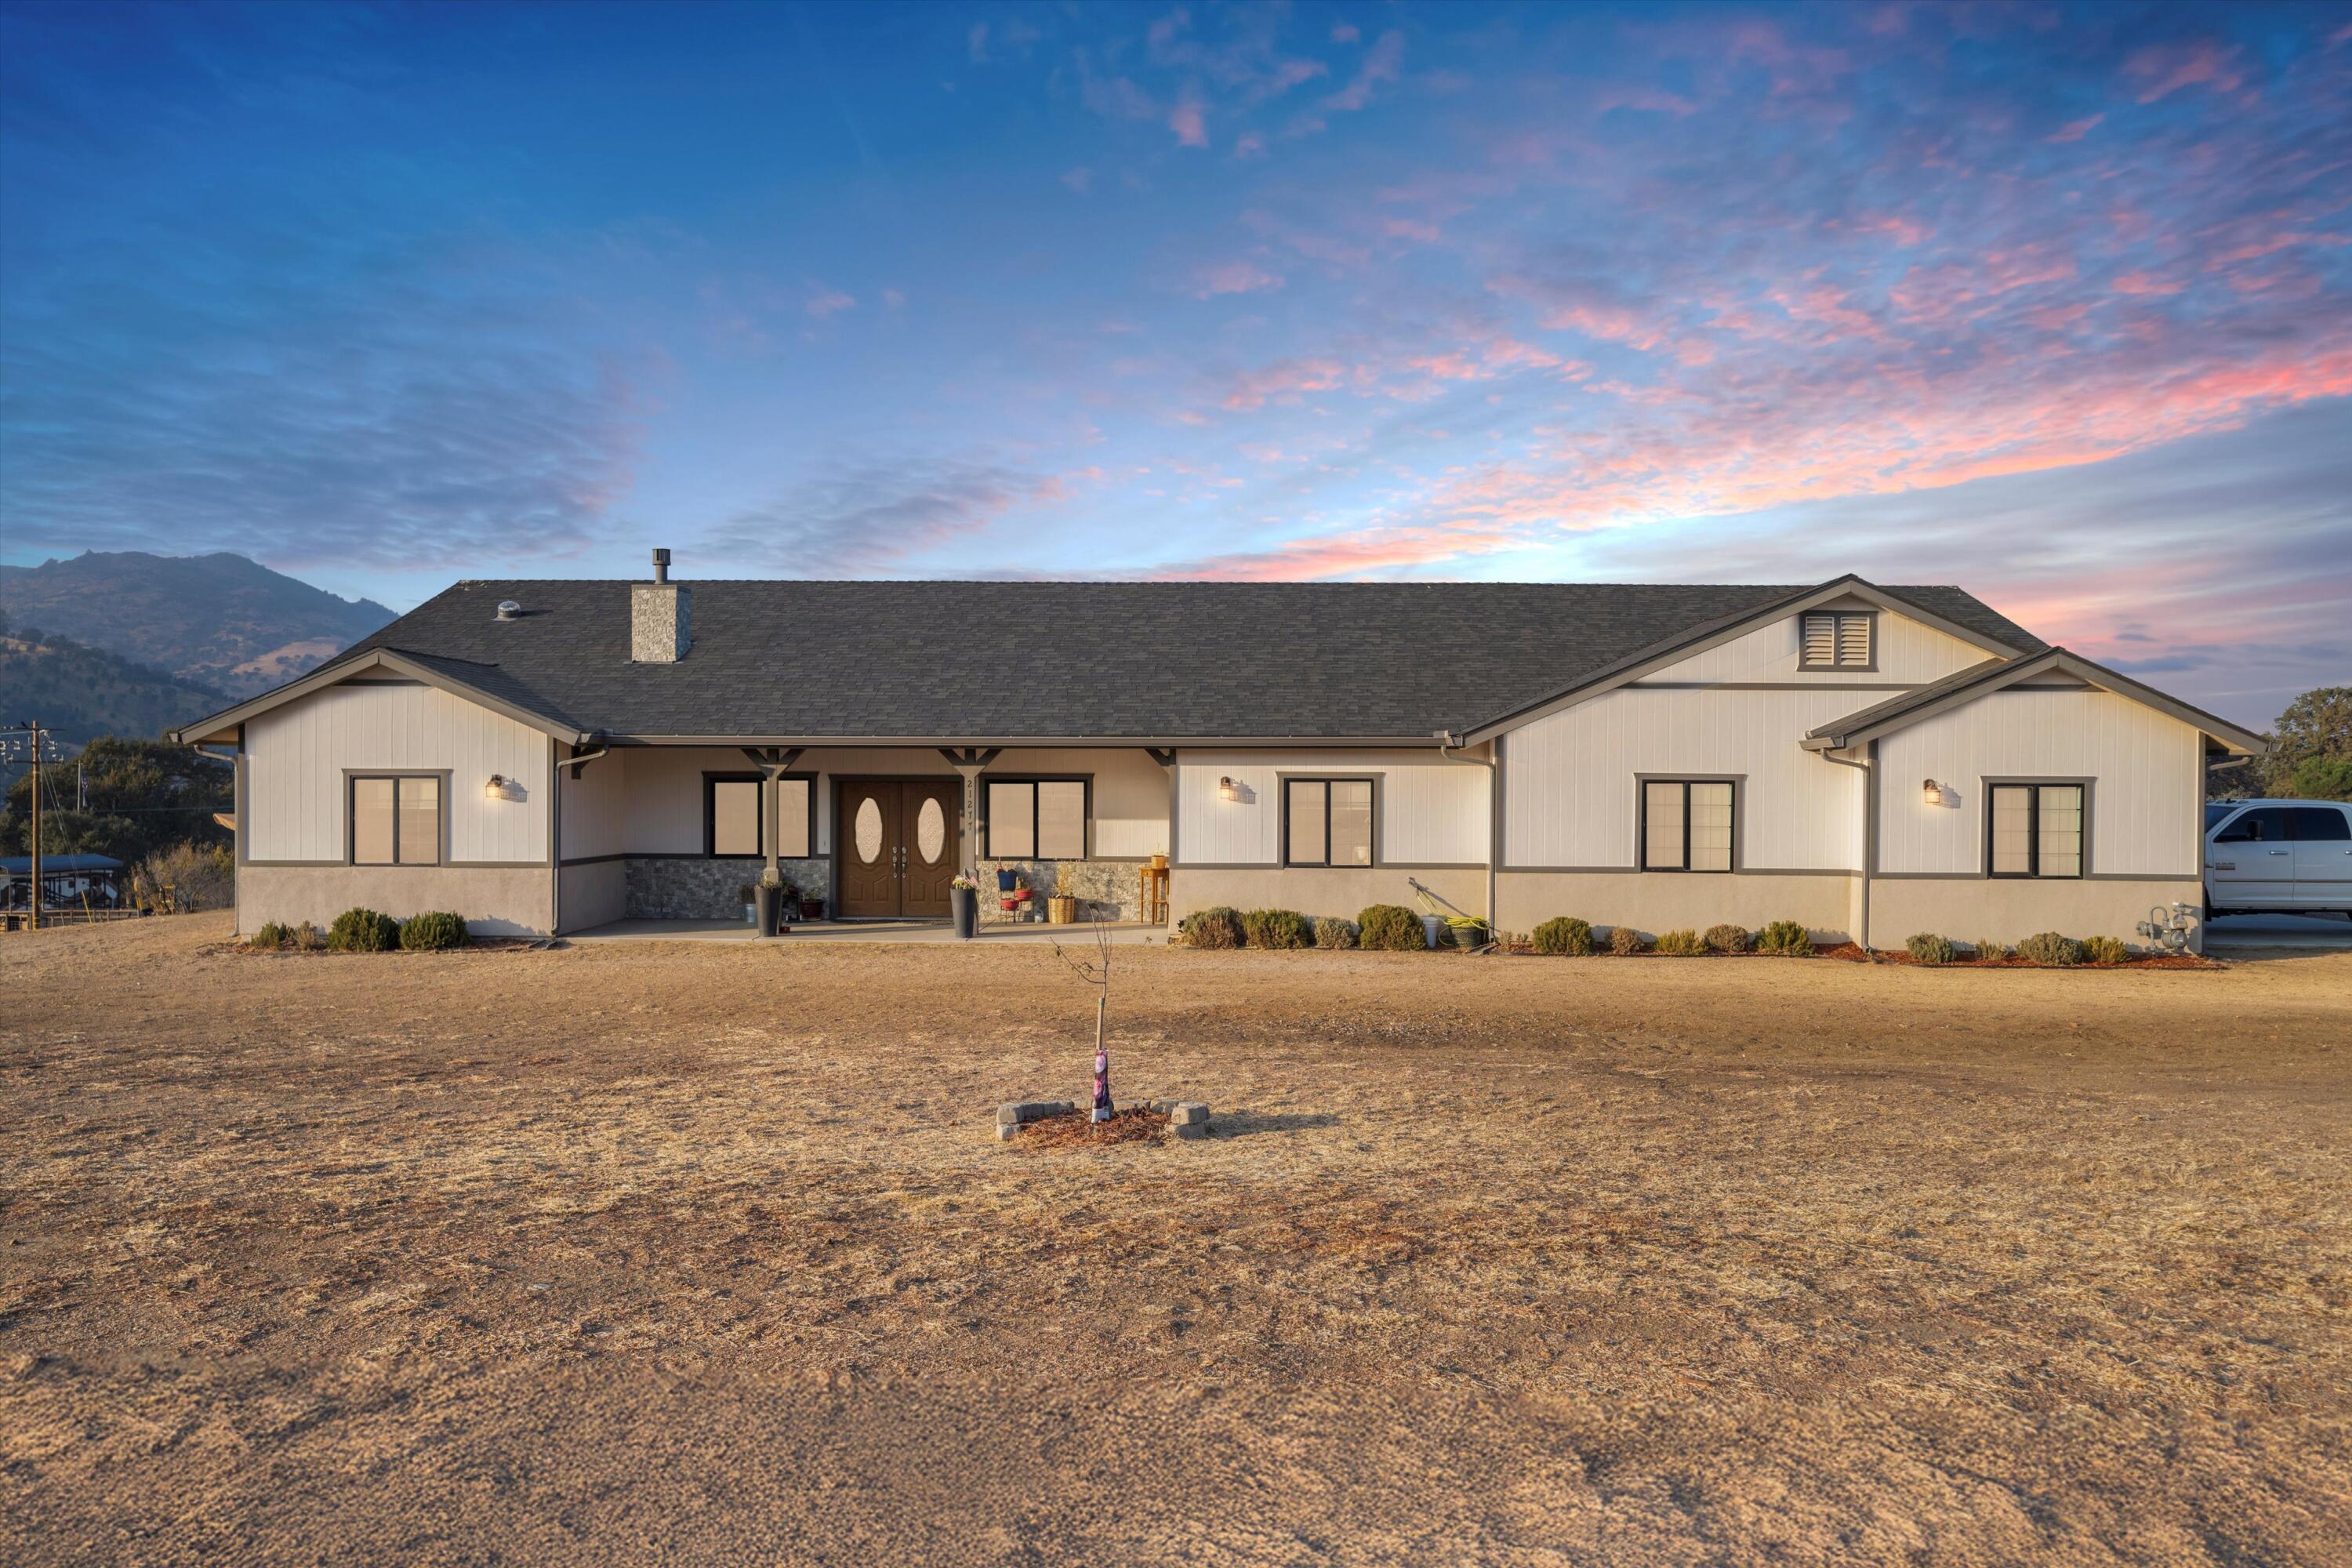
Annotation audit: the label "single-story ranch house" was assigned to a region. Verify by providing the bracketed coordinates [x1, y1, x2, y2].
[172, 560, 2264, 950]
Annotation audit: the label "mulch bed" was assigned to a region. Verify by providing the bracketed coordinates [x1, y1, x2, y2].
[1819, 941, 2221, 970]
[1009, 1105, 1167, 1151]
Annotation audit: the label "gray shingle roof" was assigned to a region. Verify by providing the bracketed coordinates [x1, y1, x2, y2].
[310, 578, 2042, 742]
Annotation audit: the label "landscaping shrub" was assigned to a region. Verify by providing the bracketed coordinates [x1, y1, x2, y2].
[2015, 931, 2082, 967]
[1357, 903, 1425, 952]
[1754, 920, 1813, 956]
[1178, 906, 1244, 949]
[1906, 932, 1958, 966]
[1531, 916, 1594, 956]
[2082, 935, 2130, 965]
[1653, 927, 1704, 956]
[1241, 908, 1312, 949]
[292, 921, 326, 951]
[326, 907, 401, 953]
[249, 920, 292, 950]
[1607, 924, 1648, 955]
[1704, 923, 1750, 955]
[1312, 916, 1358, 949]
[399, 910, 470, 951]
[1973, 938, 2010, 962]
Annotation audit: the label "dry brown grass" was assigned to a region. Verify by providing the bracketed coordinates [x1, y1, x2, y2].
[2, 914, 2349, 1566]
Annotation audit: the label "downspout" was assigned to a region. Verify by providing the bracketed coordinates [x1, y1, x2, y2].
[1815, 739, 1875, 951]
[1434, 730, 1497, 942]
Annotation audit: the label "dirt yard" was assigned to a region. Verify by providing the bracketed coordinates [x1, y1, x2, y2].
[3, 916, 2347, 1566]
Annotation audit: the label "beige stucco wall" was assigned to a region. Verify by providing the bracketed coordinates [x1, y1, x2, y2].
[1497, 871, 1857, 943]
[1171, 866, 1487, 927]
[557, 860, 627, 931]
[1867, 876, 2204, 951]
[238, 864, 554, 938]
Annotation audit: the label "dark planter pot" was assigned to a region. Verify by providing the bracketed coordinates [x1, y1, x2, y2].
[951, 886, 978, 939]
[755, 884, 784, 938]
[1450, 924, 1486, 951]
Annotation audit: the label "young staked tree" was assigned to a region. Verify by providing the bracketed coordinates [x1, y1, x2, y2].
[1051, 916, 1116, 1122]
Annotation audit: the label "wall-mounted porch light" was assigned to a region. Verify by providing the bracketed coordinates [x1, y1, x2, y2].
[1218, 775, 1241, 801]
[1922, 778, 1947, 806]
[486, 773, 522, 801]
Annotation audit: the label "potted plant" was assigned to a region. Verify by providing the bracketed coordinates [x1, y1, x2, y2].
[755, 868, 786, 938]
[737, 882, 756, 926]
[1445, 914, 1489, 951]
[950, 872, 979, 939]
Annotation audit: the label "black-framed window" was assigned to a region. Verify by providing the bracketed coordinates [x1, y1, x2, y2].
[1283, 778, 1373, 867]
[1988, 782, 2084, 878]
[352, 775, 441, 866]
[985, 779, 1087, 860]
[1800, 610, 1874, 670]
[1641, 779, 1733, 872]
[704, 773, 814, 858]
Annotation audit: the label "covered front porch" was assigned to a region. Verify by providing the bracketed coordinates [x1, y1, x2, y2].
[554, 742, 1175, 935]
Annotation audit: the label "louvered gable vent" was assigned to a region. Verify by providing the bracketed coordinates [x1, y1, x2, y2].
[1801, 610, 1874, 670]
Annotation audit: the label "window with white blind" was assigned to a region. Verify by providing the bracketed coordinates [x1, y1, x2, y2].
[1799, 610, 1875, 670]
[1640, 779, 1734, 873]
[350, 775, 441, 866]
[704, 774, 814, 858]
[1987, 782, 2085, 878]
[985, 779, 1087, 860]
[1283, 779, 1374, 866]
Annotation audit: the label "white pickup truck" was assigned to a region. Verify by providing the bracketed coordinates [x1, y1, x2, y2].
[2205, 798, 2352, 918]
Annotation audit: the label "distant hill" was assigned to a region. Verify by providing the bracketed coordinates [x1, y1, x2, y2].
[0, 622, 227, 750]
[0, 551, 394, 699]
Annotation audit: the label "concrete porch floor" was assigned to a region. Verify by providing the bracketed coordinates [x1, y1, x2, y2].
[565, 917, 1169, 946]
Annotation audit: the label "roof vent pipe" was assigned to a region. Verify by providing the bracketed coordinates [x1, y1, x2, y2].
[652, 547, 671, 584]
[495, 599, 522, 620]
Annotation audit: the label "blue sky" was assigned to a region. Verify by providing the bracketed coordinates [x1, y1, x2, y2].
[2, 0, 2347, 724]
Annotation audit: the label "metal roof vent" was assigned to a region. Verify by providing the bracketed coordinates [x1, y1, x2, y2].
[496, 599, 522, 620]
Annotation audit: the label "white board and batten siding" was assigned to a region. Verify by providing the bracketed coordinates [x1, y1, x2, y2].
[246, 681, 550, 863]
[1503, 688, 1865, 870]
[1875, 690, 2204, 877]
[1176, 750, 1488, 866]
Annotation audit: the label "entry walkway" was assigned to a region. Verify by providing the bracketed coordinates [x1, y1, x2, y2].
[566, 917, 1169, 946]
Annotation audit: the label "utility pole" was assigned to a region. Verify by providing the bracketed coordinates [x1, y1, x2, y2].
[3, 720, 52, 931]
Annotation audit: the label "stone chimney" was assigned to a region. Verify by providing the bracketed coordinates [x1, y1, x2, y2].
[631, 549, 691, 662]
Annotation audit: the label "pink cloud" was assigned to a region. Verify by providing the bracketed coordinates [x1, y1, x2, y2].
[1383, 217, 1440, 243]
[1221, 357, 1346, 410]
[1192, 261, 1283, 299]
[2111, 270, 2184, 297]
[2048, 114, 2103, 143]
[804, 286, 855, 319]
[1320, 29, 1402, 114]
[1170, 96, 1208, 148]
[2125, 40, 2245, 103]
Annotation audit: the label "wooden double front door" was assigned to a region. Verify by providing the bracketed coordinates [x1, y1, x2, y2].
[835, 779, 962, 919]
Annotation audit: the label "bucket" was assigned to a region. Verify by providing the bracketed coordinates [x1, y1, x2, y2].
[1049, 895, 1080, 924]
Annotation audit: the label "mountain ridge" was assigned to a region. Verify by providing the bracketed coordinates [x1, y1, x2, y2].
[0, 551, 395, 700]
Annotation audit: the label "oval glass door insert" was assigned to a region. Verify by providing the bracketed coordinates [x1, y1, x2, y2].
[916, 797, 946, 862]
[854, 797, 884, 863]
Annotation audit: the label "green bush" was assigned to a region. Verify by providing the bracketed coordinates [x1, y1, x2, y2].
[1312, 916, 1357, 949]
[399, 910, 470, 951]
[1531, 916, 1594, 956]
[1179, 906, 1244, 949]
[1356, 904, 1425, 952]
[1607, 924, 1648, 955]
[1906, 932, 1957, 966]
[1654, 927, 1704, 956]
[1973, 938, 2009, 962]
[249, 920, 292, 951]
[1241, 908, 1312, 949]
[1754, 920, 1813, 956]
[326, 907, 401, 953]
[2290, 756, 2352, 801]
[1704, 923, 1750, 955]
[2015, 931, 2082, 967]
[293, 921, 326, 951]
[2082, 935, 2130, 965]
